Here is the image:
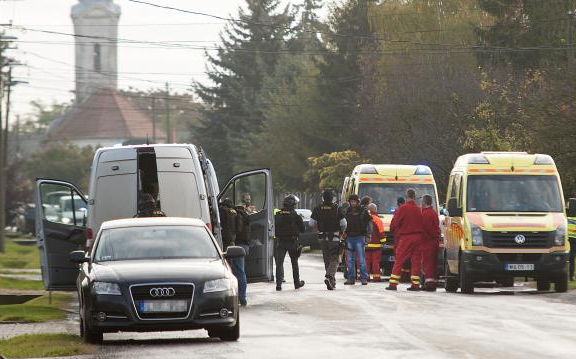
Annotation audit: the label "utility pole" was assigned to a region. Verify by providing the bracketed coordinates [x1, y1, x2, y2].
[568, 10, 575, 64]
[3, 66, 12, 165]
[165, 82, 171, 143]
[151, 95, 156, 143]
[0, 38, 6, 253]
[15, 114, 19, 157]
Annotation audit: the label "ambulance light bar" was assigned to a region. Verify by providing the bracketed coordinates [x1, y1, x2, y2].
[414, 166, 432, 175]
[359, 165, 378, 174]
[534, 155, 554, 165]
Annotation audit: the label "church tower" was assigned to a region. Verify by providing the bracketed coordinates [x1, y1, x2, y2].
[71, 0, 121, 102]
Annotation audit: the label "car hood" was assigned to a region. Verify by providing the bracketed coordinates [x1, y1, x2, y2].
[466, 212, 566, 231]
[91, 258, 228, 284]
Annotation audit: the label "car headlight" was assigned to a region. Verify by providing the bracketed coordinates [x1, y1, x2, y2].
[203, 278, 233, 294]
[555, 224, 566, 246]
[92, 282, 122, 296]
[471, 224, 483, 246]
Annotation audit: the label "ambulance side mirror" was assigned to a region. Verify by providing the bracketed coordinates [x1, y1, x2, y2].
[447, 197, 462, 217]
[567, 198, 576, 217]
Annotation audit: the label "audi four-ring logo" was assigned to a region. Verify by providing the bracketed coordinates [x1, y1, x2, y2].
[149, 287, 176, 297]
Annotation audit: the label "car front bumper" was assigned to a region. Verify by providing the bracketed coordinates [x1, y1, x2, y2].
[85, 290, 238, 333]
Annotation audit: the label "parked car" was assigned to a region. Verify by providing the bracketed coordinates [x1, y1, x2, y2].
[295, 209, 320, 249]
[69, 217, 244, 344]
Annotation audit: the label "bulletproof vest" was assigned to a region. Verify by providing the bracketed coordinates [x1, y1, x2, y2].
[316, 203, 340, 232]
[275, 210, 299, 238]
[346, 206, 367, 236]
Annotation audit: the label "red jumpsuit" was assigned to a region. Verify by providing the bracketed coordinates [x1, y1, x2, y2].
[420, 206, 441, 289]
[389, 200, 423, 288]
[366, 213, 385, 281]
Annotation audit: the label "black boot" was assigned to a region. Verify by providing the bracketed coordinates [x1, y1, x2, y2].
[324, 278, 334, 290]
[295, 280, 305, 289]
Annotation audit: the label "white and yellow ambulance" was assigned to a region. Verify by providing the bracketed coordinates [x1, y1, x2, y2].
[443, 152, 570, 293]
[342, 164, 441, 276]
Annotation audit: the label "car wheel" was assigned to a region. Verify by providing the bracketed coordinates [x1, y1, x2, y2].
[444, 256, 459, 293]
[459, 256, 474, 294]
[536, 278, 551, 291]
[554, 275, 568, 293]
[81, 307, 103, 344]
[218, 313, 240, 342]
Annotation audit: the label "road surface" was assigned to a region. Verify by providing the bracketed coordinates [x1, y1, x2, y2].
[92, 253, 576, 359]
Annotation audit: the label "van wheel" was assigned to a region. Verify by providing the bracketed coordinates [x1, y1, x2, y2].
[554, 275, 568, 293]
[444, 256, 458, 293]
[459, 257, 474, 294]
[536, 278, 550, 291]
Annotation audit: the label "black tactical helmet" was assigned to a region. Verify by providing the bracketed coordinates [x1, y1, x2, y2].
[322, 188, 335, 203]
[282, 194, 299, 209]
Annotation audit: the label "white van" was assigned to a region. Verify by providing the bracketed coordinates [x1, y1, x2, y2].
[35, 144, 275, 291]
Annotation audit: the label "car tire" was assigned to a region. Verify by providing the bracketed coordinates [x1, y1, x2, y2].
[536, 278, 551, 291]
[459, 256, 474, 294]
[81, 308, 103, 344]
[554, 275, 568, 293]
[444, 256, 459, 293]
[218, 313, 240, 342]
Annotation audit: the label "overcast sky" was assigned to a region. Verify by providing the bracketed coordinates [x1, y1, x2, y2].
[0, 0, 330, 123]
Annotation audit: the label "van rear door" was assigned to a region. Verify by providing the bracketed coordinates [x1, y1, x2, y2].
[35, 179, 87, 291]
[219, 169, 274, 282]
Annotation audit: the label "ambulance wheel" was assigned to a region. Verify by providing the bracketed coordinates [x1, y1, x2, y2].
[459, 257, 474, 294]
[536, 278, 550, 291]
[444, 257, 458, 293]
[554, 275, 568, 293]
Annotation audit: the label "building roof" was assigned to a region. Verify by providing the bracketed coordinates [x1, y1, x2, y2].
[48, 88, 166, 142]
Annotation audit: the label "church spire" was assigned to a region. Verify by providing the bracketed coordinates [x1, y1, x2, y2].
[71, 0, 121, 102]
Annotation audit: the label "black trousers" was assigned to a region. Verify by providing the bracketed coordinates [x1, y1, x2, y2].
[569, 238, 576, 278]
[275, 239, 300, 286]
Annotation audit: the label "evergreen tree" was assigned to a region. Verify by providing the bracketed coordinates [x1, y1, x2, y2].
[193, 0, 293, 181]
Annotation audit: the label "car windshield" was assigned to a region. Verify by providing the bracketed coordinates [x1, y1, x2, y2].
[94, 225, 219, 262]
[358, 183, 437, 214]
[296, 209, 311, 220]
[466, 175, 563, 213]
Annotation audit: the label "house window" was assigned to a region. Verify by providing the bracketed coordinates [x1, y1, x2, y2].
[93, 44, 102, 73]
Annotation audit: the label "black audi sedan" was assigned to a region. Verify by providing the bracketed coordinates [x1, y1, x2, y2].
[69, 217, 244, 344]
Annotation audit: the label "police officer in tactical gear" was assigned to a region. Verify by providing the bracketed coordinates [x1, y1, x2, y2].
[310, 189, 347, 290]
[274, 194, 305, 291]
[135, 193, 166, 218]
[218, 198, 237, 250]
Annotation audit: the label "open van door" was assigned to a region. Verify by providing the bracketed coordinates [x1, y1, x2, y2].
[219, 169, 274, 282]
[35, 179, 87, 291]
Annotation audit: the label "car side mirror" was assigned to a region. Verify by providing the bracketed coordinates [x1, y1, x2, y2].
[69, 250, 89, 263]
[567, 198, 576, 217]
[447, 197, 462, 217]
[224, 246, 246, 259]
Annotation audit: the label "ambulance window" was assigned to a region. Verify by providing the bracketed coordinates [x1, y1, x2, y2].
[457, 176, 463, 208]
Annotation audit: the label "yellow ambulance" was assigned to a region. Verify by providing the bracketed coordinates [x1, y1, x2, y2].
[443, 152, 570, 294]
[342, 164, 441, 275]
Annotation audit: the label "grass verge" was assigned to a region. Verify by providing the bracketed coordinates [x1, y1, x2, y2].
[0, 293, 72, 323]
[0, 334, 96, 358]
[0, 238, 40, 269]
[0, 276, 44, 291]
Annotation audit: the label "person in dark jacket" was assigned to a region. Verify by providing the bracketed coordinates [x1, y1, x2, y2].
[344, 194, 372, 285]
[310, 189, 347, 290]
[218, 198, 237, 250]
[274, 195, 305, 291]
[232, 201, 251, 306]
[135, 193, 166, 218]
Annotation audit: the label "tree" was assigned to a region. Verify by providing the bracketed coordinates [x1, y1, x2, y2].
[20, 100, 71, 134]
[304, 151, 368, 191]
[193, 0, 293, 181]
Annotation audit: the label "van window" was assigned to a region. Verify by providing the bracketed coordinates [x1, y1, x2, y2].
[95, 174, 137, 227]
[221, 173, 266, 214]
[358, 183, 437, 214]
[466, 175, 563, 213]
[157, 172, 202, 218]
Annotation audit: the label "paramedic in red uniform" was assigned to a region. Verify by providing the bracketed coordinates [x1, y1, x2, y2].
[386, 189, 423, 291]
[420, 194, 441, 291]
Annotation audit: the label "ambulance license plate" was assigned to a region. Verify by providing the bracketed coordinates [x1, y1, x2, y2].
[505, 263, 534, 271]
[139, 300, 188, 313]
